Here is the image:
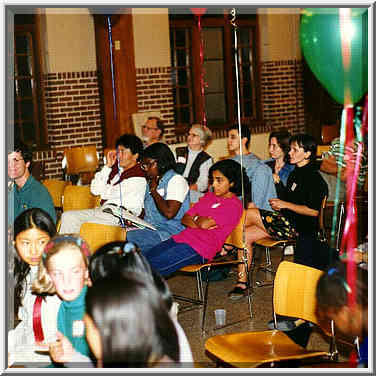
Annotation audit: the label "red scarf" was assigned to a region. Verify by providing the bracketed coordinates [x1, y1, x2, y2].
[33, 295, 44, 343]
[101, 163, 145, 205]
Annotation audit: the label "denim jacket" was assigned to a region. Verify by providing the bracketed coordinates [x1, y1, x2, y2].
[144, 169, 190, 241]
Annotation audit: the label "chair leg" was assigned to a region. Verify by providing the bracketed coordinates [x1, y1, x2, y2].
[196, 270, 203, 301]
[242, 249, 253, 319]
[201, 266, 211, 331]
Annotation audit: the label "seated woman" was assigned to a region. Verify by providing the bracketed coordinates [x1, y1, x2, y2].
[126, 142, 190, 253]
[229, 134, 328, 299]
[264, 130, 295, 198]
[175, 124, 213, 203]
[143, 159, 251, 276]
[84, 273, 181, 367]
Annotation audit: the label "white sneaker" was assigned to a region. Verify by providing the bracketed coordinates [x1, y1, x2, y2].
[284, 245, 294, 256]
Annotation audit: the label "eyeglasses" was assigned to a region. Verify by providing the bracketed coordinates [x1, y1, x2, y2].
[188, 132, 200, 137]
[142, 125, 159, 131]
[8, 158, 24, 164]
[141, 159, 157, 171]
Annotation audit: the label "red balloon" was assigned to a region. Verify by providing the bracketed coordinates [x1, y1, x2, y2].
[190, 8, 207, 17]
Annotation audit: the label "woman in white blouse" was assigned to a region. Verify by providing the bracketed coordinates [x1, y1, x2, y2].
[175, 124, 213, 203]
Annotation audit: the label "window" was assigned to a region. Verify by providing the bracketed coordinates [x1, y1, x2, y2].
[170, 11, 263, 136]
[13, 13, 47, 149]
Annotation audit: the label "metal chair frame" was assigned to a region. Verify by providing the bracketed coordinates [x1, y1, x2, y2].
[173, 213, 252, 332]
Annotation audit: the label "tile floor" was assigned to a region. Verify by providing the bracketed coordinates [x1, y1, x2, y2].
[166, 252, 354, 368]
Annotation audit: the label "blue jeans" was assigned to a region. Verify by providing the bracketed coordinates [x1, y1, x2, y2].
[126, 229, 163, 253]
[143, 238, 206, 276]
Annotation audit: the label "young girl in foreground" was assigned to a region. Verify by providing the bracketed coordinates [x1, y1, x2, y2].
[143, 159, 250, 276]
[89, 241, 193, 365]
[32, 234, 92, 366]
[8, 208, 60, 366]
[316, 261, 368, 368]
[84, 273, 181, 367]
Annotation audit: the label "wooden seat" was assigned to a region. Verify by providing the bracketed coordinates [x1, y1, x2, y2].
[56, 185, 100, 232]
[253, 196, 327, 287]
[62, 185, 100, 212]
[173, 212, 252, 332]
[79, 222, 126, 254]
[205, 260, 338, 367]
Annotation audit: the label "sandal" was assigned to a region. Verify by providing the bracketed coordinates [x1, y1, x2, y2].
[216, 244, 238, 259]
[228, 281, 248, 301]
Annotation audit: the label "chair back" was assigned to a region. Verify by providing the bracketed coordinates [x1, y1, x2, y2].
[273, 261, 323, 325]
[224, 211, 246, 249]
[42, 179, 72, 208]
[79, 223, 126, 254]
[62, 185, 99, 212]
[64, 145, 98, 175]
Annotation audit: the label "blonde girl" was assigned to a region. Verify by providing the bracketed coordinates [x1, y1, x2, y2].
[8, 208, 60, 366]
[32, 234, 92, 366]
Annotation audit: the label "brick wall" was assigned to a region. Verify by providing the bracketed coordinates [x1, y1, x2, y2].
[261, 59, 305, 135]
[135, 67, 176, 143]
[38, 71, 104, 179]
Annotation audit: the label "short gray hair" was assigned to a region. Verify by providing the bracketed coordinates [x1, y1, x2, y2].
[190, 124, 212, 147]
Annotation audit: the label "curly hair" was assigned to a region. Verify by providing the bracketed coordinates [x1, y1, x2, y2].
[190, 123, 213, 148]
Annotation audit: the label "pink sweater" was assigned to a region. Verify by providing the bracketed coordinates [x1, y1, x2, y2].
[172, 191, 243, 261]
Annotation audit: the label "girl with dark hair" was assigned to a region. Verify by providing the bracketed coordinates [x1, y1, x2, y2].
[126, 142, 190, 253]
[8, 208, 60, 366]
[264, 130, 295, 198]
[84, 274, 180, 367]
[316, 261, 368, 367]
[88, 241, 193, 365]
[142, 159, 250, 276]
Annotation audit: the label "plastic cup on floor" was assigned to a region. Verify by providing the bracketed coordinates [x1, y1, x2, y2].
[214, 309, 226, 327]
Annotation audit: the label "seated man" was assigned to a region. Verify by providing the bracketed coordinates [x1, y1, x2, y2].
[8, 139, 56, 225]
[59, 134, 147, 234]
[141, 116, 165, 148]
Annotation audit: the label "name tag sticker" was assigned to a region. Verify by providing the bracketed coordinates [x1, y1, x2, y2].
[211, 203, 221, 208]
[291, 183, 297, 191]
[177, 156, 186, 164]
[72, 320, 85, 337]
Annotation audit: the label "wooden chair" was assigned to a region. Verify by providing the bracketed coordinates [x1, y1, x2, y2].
[79, 222, 126, 254]
[42, 179, 72, 209]
[252, 196, 327, 288]
[62, 185, 100, 212]
[64, 145, 99, 184]
[205, 260, 338, 367]
[173, 212, 252, 332]
[56, 185, 100, 232]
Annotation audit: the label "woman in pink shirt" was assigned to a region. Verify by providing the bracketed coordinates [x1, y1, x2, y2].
[142, 159, 251, 276]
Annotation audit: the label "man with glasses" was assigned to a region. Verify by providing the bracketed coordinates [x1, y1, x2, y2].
[8, 140, 56, 225]
[141, 117, 165, 148]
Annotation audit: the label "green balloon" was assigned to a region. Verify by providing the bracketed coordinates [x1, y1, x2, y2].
[300, 8, 368, 105]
